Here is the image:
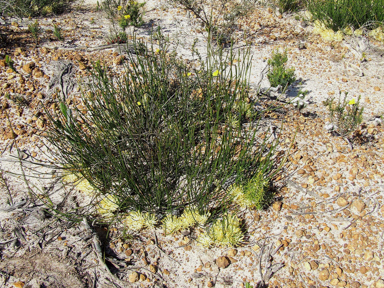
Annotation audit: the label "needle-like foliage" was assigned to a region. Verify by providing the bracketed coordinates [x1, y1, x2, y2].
[44, 30, 281, 223]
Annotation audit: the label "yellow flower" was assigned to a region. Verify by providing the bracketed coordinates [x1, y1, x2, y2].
[187, 72, 192, 77]
[197, 213, 244, 247]
[137, 101, 141, 106]
[348, 98, 356, 105]
[155, 48, 160, 54]
[124, 211, 146, 231]
[124, 15, 130, 19]
[117, 5, 122, 10]
[212, 70, 220, 77]
[98, 194, 119, 215]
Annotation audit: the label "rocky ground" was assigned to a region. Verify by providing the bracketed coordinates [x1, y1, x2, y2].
[0, 0, 384, 287]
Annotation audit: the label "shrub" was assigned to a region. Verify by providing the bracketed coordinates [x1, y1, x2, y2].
[306, 0, 384, 32]
[323, 92, 364, 136]
[101, 0, 146, 29]
[0, 0, 74, 18]
[43, 30, 281, 225]
[273, 0, 303, 13]
[267, 49, 296, 89]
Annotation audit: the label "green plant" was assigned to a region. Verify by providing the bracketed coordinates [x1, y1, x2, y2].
[245, 283, 254, 288]
[267, 49, 296, 89]
[306, 0, 384, 32]
[42, 29, 282, 225]
[28, 20, 41, 43]
[53, 24, 64, 41]
[105, 31, 128, 44]
[102, 0, 146, 29]
[273, 0, 303, 13]
[323, 92, 364, 136]
[5, 55, 18, 73]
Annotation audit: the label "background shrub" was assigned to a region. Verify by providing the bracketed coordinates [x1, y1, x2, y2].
[273, 0, 303, 13]
[101, 0, 146, 29]
[0, 0, 74, 18]
[306, 0, 384, 31]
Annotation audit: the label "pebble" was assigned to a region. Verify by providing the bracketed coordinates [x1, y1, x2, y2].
[351, 199, 366, 214]
[113, 55, 125, 65]
[376, 280, 384, 288]
[295, 229, 304, 238]
[337, 197, 349, 207]
[227, 248, 237, 257]
[304, 262, 312, 271]
[272, 201, 282, 211]
[22, 62, 35, 74]
[12, 282, 24, 288]
[129, 272, 139, 283]
[360, 266, 368, 274]
[216, 256, 230, 269]
[32, 68, 44, 78]
[251, 244, 260, 251]
[336, 266, 343, 277]
[149, 264, 157, 273]
[330, 279, 339, 285]
[319, 269, 329, 281]
[36, 119, 45, 129]
[163, 269, 170, 275]
[364, 251, 374, 261]
[310, 260, 318, 270]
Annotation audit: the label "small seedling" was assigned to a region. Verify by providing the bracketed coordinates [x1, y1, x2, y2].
[5, 55, 18, 73]
[53, 24, 64, 41]
[12, 94, 31, 107]
[361, 52, 367, 62]
[106, 32, 128, 44]
[28, 20, 41, 43]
